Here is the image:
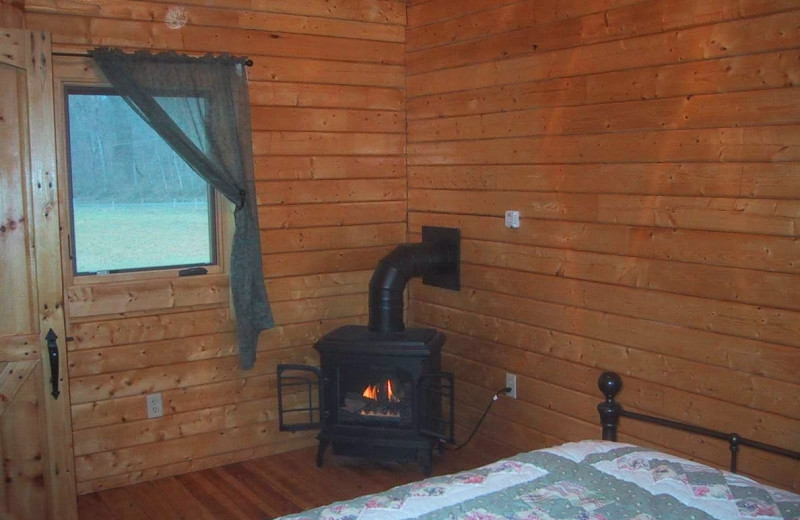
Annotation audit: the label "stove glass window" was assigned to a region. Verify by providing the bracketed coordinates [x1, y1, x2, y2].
[338, 365, 414, 427]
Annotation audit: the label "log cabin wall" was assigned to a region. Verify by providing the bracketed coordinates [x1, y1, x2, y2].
[0, 1, 24, 27]
[405, 0, 800, 491]
[22, 0, 406, 493]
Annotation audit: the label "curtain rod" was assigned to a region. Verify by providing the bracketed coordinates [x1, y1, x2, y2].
[51, 51, 253, 67]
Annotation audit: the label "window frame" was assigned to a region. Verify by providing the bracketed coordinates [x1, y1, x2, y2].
[54, 57, 231, 287]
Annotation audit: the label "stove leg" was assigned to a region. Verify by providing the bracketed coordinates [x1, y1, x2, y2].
[316, 439, 330, 468]
[419, 447, 433, 477]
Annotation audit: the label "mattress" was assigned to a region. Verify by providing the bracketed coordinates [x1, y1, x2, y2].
[276, 441, 800, 520]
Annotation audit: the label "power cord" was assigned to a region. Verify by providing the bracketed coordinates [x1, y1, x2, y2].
[447, 386, 512, 451]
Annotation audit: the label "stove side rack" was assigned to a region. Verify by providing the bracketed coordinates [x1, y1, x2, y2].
[277, 364, 323, 432]
[417, 371, 456, 445]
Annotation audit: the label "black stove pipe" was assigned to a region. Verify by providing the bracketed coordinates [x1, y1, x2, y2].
[368, 227, 459, 333]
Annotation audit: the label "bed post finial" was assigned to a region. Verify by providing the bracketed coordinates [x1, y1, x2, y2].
[597, 372, 622, 442]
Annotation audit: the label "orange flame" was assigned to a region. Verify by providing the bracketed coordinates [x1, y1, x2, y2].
[362, 380, 401, 403]
[362, 385, 378, 400]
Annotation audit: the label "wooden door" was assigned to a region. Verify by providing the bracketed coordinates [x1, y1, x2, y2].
[0, 28, 78, 520]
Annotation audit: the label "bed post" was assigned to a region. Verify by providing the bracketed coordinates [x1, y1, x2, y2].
[597, 372, 622, 441]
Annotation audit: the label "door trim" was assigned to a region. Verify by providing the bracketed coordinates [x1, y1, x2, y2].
[1, 27, 79, 520]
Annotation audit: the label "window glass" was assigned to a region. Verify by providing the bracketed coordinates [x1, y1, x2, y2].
[65, 88, 215, 275]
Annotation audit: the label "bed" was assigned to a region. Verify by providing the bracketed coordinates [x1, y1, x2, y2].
[276, 373, 800, 520]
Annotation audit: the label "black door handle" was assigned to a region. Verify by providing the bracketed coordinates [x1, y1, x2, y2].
[45, 328, 60, 399]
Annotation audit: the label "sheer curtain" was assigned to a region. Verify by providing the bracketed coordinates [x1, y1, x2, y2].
[91, 48, 273, 368]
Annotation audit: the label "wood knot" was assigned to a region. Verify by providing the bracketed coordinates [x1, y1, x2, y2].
[3, 218, 22, 231]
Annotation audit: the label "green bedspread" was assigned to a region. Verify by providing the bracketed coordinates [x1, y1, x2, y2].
[276, 442, 800, 520]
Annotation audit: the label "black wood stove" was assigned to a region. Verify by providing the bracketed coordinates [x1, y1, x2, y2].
[277, 226, 459, 475]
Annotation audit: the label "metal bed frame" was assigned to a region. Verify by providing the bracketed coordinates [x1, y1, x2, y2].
[596, 371, 800, 473]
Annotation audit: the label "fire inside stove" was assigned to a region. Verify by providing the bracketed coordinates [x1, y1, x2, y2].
[342, 379, 408, 421]
[360, 380, 400, 417]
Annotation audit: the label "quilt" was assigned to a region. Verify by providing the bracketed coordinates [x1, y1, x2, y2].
[276, 441, 800, 520]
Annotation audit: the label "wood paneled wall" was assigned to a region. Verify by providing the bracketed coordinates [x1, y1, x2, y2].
[0, 1, 24, 27]
[14, 0, 800, 496]
[23, 0, 406, 493]
[406, 0, 800, 491]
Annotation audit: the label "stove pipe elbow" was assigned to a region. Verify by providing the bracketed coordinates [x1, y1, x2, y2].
[368, 228, 459, 333]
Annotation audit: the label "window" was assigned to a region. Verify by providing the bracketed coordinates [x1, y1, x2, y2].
[64, 87, 216, 275]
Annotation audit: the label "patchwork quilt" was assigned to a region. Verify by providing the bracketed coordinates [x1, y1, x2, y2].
[276, 441, 800, 520]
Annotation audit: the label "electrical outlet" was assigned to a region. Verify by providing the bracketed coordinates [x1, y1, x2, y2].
[146, 393, 163, 418]
[505, 372, 517, 399]
[504, 210, 520, 229]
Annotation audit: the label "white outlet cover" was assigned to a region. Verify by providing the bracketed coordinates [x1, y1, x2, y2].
[505, 372, 517, 399]
[147, 393, 163, 418]
[504, 210, 520, 229]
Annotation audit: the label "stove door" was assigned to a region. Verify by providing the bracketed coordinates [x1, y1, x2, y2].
[418, 372, 455, 444]
[277, 364, 323, 431]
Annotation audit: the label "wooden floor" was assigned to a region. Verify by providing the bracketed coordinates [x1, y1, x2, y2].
[77, 440, 518, 520]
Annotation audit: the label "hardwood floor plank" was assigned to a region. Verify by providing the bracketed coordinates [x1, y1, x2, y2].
[216, 464, 302, 519]
[156, 477, 219, 520]
[243, 453, 326, 510]
[231, 464, 303, 518]
[176, 471, 253, 520]
[204, 467, 273, 519]
[78, 442, 516, 520]
[77, 493, 115, 520]
[96, 487, 150, 520]
[124, 481, 183, 520]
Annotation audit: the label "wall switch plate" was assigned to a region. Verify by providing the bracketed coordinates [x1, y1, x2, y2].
[505, 372, 517, 399]
[146, 393, 163, 418]
[504, 210, 520, 229]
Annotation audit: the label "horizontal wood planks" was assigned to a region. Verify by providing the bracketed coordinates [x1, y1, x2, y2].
[406, 0, 800, 491]
[0, 3, 24, 28]
[24, 0, 407, 493]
